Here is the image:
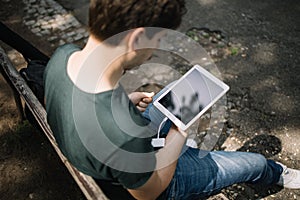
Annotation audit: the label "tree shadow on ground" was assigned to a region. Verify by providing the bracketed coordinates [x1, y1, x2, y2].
[237, 134, 282, 158]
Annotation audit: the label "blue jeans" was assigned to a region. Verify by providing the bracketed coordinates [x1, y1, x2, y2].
[142, 87, 283, 200]
[159, 149, 282, 199]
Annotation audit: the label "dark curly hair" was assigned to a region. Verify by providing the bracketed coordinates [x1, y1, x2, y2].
[89, 0, 186, 42]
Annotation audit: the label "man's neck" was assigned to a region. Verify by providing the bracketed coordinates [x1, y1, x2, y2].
[67, 36, 125, 93]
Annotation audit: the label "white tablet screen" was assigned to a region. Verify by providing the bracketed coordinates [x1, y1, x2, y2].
[156, 65, 228, 127]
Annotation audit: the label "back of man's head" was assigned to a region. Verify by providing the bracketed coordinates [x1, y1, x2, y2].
[89, 0, 186, 42]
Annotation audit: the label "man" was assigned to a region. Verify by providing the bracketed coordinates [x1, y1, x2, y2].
[44, 0, 300, 199]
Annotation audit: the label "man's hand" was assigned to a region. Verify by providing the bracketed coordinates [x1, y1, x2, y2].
[128, 91, 155, 112]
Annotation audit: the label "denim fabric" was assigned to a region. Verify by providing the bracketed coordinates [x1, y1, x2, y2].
[143, 85, 283, 199]
[160, 148, 282, 199]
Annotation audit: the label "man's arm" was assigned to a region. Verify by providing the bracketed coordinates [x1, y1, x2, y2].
[127, 126, 187, 200]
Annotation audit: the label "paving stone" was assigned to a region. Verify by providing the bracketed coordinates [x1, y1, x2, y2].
[41, 24, 51, 29]
[38, 8, 46, 14]
[58, 39, 65, 46]
[47, 8, 54, 13]
[27, 8, 36, 14]
[25, 20, 35, 26]
[43, 16, 51, 21]
[41, 29, 50, 35]
[83, 32, 89, 37]
[77, 27, 86, 33]
[72, 20, 80, 27]
[31, 27, 40, 33]
[66, 37, 74, 43]
[41, 21, 48, 26]
[66, 31, 75, 37]
[58, 25, 67, 31]
[48, 36, 58, 41]
[73, 34, 84, 41]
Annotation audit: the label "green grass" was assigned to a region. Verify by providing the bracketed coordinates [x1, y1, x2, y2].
[230, 47, 239, 55]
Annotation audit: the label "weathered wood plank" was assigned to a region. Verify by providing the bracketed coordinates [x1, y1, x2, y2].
[0, 46, 108, 200]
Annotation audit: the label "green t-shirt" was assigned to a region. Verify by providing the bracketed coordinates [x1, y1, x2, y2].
[44, 44, 156, 189]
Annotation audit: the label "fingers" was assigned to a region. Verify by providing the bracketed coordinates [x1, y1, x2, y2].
[136, 100, 150, 112]
[136, 94, 153, 112]
[169, 124, 188, 138]
[136, 105, 147, 112]
[141, 92, 155, 104]
[133, 91, 154, 99]
[128, 92, 154, 104]
[138, 100, 149, 108]
[128, 91, 155, 112]
[142, 92, 155, 98]
[140, 93, 154, 107]
[141, 96, 152, 103]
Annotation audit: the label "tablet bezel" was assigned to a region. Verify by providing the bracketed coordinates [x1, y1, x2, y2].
[153, 64, 229, 130]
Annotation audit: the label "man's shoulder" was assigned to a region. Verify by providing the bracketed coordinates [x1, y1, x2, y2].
[51, 44, 81, 60]
[44, 44, 80, 78]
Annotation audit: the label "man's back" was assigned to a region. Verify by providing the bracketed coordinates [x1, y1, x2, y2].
[44, 44, 156, 189]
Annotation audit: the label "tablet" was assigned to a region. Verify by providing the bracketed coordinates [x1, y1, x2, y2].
[153, 65, 229, 131]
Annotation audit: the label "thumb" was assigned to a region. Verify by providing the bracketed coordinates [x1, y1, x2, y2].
[142, 92, 155, 98]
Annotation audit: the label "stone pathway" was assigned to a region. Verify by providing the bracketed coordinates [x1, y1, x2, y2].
[22, 0, 88, 47]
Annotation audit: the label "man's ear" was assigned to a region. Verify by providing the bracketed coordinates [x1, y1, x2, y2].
[128, 28, 145, 51]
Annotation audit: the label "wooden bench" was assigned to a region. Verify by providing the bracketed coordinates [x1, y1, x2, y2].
[0, 45, 108, 200]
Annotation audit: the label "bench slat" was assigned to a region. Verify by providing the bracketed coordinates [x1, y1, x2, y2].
[0, 46, 108, 200]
